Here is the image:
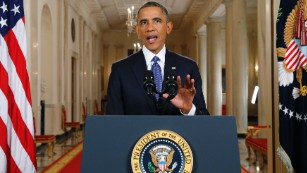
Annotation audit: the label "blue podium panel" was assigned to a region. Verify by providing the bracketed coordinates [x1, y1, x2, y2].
[81, 115, 241, 173]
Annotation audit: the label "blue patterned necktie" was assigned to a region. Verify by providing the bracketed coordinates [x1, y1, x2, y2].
[152, 56, 162, 100]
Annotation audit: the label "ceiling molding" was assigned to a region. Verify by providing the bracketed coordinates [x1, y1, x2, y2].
[80, 0, 257, 33]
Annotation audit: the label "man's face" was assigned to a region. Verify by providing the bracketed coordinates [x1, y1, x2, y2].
[135, 6, 173, 54]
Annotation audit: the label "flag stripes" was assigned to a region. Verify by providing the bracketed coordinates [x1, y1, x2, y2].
[0, 63, 36, 172]
[0, 117, 9, 173]
[285, 39, 307, 70]
[0, 0, 36, 172]
[4, 19, 32, 104]
[0, 92, 21, 173]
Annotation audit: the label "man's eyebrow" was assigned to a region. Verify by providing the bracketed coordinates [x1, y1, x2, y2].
[139, 19, 148, 23]
[152, 17, 162, 21]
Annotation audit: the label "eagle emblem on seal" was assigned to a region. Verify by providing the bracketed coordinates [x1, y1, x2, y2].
[148, 144, 178, 173]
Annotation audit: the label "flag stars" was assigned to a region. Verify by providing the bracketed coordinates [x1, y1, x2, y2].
[295, 113, 302, 121]
[289, 111, 294, 118]
[0, 1, 8, 13]
[281, 106, 307, 122]
[283, 107, 288, 115]
[11, 4, 20, 15]
[0, 17, 7, 28]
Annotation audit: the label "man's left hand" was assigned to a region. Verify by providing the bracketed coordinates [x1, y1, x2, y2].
[163, 74, 195, 113]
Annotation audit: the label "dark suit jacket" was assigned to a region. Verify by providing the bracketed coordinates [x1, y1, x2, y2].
[106, 49, 209, 115]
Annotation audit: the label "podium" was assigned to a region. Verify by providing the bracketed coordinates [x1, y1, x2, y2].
[81, 115, 241, 173]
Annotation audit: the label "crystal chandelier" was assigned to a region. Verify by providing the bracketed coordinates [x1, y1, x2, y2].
[126, 6, 137, 36]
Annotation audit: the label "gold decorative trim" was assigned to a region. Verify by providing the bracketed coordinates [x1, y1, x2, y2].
[277, 48, 286, 58]
[42, 142, 83, 173]
[284, 4, 298, 46]
[284, 0, 307, 46]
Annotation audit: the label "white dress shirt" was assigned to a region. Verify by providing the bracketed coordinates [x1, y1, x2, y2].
[143, 45, 166, 80]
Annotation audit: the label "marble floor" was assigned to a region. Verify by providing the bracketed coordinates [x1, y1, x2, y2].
[36, 129, 267, 173]
[36, 131, 84, 173]
[239, 138, 267, 173]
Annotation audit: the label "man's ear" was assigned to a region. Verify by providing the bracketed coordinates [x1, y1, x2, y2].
[134, 25, 139, 38]
[166, 21, 173, 35]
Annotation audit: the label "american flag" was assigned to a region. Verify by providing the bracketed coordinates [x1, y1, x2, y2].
[0, 0, 36, 172]
[277, 0, 307, 172]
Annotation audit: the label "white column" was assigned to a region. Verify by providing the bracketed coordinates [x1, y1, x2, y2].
[206, 18, 223, 115]
[224, 0, 233, 115]
[257, 0, 272, 128]
[231, 0, 249, 133]
[258, 0, 274, 172]
[198, 28, 208, 102]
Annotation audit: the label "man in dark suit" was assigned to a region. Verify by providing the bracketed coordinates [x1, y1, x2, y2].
[106, 1, 209, 115]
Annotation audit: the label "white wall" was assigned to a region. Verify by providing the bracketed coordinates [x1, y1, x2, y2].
[25, 0, 103, 135]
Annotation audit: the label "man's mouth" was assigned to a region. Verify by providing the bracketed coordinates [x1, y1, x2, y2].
[146, 35, 158, 43]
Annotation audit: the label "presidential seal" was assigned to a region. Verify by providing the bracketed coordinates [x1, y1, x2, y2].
[131, 130, 193, 173]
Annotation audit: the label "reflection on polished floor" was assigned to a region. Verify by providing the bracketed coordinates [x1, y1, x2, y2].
[36, 130, 84, 173]
[36, 129, 267, 173]
[239, 138, 267, 173]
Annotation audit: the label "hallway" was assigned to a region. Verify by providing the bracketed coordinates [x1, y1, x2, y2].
[36, 128, 267, 173]
[36, 130, 84, 173]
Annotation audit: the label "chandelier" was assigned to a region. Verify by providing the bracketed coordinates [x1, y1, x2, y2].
[126, 6, 137, 36]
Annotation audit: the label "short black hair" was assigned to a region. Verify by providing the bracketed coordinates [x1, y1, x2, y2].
[137, 1, 169, 22]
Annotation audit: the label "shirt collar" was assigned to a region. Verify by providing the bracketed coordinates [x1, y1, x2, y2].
[142, 45, 166, 67]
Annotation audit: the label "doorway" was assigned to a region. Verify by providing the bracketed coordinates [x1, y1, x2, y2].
[71, 57, 77, 121]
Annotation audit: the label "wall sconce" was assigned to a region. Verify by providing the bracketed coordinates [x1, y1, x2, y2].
[133, 43, 141, 53]
[251, 86, 259, 104]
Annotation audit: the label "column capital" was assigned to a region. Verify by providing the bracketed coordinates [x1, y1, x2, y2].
[206, 17, 224, 24]
[197, 25, 207, 36]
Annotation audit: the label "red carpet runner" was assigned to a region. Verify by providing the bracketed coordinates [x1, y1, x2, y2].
[241, 166, 250, 173]
[41, 142, 83, 173]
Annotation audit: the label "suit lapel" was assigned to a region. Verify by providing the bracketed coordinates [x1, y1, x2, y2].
[164, 50, 177, 77]
[131, 51, 147, 88]
[131, 51, 156, 113]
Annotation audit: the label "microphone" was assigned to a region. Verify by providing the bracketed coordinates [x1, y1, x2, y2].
[143, 69, 178, 102]
[164, 70, 178, 100]
[143, 70, 156, 100]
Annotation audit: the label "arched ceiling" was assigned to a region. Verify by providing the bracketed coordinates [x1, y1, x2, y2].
[83, 0, 257, 31]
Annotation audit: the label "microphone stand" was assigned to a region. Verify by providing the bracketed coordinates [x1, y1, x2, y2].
[143, 70, 178, 115]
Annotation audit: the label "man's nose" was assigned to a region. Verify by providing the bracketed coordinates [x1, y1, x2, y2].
[147, 21, 155, 32]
